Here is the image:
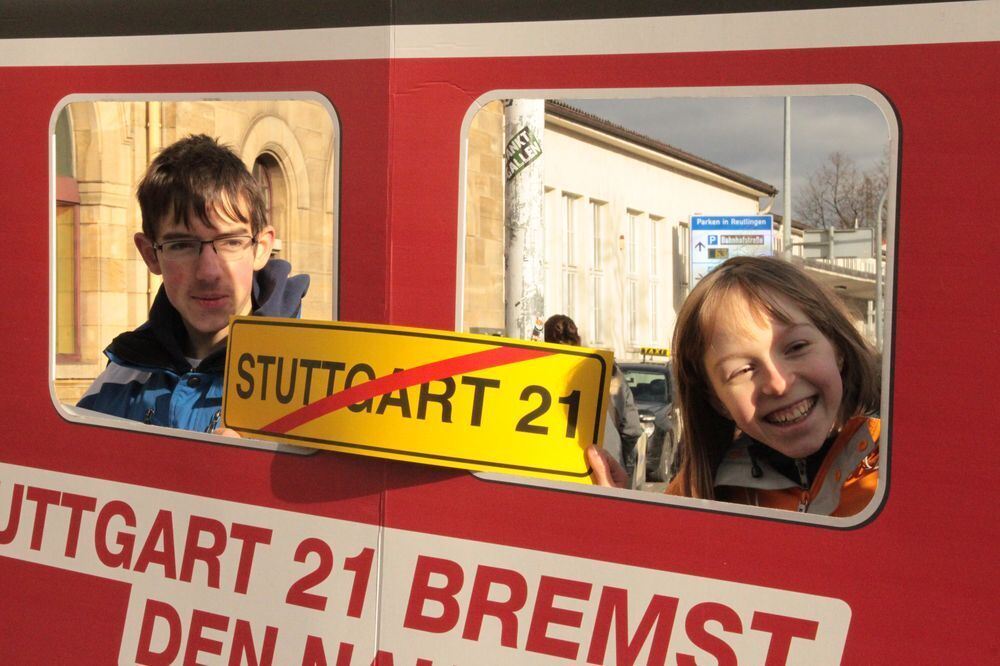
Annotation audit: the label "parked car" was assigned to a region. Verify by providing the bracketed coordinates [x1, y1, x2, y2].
[618, 361, 680, 482]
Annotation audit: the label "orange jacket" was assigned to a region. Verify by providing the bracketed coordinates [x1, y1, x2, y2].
[670, 417, 880, 517]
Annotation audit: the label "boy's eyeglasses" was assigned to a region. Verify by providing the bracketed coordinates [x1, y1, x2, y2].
[152, 234, 258, 263]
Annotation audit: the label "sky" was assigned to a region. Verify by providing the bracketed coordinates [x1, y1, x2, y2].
[559, 94, 892, 213]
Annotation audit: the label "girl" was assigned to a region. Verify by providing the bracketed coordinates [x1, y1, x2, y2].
[666, 256, 881, 516]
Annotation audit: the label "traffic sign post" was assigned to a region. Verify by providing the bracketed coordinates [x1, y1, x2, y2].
[689, 215, 774, 289]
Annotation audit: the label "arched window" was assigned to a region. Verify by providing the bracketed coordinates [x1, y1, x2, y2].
[252, 153, 287, 255]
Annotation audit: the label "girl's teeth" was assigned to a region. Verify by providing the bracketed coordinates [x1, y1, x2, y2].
[768, 398, 814, 424]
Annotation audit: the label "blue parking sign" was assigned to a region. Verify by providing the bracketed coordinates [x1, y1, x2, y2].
[689, 215, 774, 288]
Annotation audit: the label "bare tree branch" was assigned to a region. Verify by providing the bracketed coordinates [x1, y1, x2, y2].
[798, 151, 889, 230]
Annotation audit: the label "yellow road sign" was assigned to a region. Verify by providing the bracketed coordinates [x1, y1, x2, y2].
[222, 318, 613, 484]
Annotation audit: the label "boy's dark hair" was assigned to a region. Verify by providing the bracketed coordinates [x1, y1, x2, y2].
[544, 314, 581, 346]
[137, 134, 268, 239]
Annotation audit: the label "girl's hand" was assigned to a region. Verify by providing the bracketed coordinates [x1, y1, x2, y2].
[587, 445, 628, 488]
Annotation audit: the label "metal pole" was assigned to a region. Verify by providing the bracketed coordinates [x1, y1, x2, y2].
[868, 299, 875, 342]
[782, 97, 792, 259]
[875, 188, 887, 350]
[503, 99, 546, 339]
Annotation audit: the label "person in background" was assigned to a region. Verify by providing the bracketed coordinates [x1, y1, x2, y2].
[77, 134, 309, 434]
[543, 314, 642, 485]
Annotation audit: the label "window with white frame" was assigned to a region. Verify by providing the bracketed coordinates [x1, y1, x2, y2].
[591, 274, 602, 345]
[564, 193, 577, 267]
[542, 186, 558, 312]
[650, 282, 660, 341]
[650, 215, 664, 344]
[592, 199, 604, 268]
[628, 279, 639, 345]
[650, 215, 661, 277]
[626, 209, 642, 345]
[589, 199, 605, 344]
[562, 193, 579, 318]
[679, 220, 691, 300]
[627, 209, 640, 275]
[563, 272, 577, 321]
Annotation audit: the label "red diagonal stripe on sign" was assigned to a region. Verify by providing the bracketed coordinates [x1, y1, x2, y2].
[261, 345, 554, 434]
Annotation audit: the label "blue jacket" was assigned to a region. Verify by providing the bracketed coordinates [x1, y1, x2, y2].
[77, 260, 309, 433]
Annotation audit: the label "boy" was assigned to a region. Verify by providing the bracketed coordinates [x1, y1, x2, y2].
[77, 135, 310, 433]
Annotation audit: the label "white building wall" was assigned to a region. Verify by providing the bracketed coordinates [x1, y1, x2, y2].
[542, 123, 763, 360]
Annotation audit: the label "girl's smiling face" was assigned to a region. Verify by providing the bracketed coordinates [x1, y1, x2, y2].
[704, 291, 844, 459]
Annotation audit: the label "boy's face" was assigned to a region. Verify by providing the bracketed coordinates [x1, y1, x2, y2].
[135, 204, 274, 358]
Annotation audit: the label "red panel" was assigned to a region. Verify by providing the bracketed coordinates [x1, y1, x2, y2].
[0, 37, 998, 664]
[0, 556, 131, 663]
[380, 41, 1000, 663]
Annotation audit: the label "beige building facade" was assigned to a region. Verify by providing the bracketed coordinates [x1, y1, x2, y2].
[463, 101, 775, 360]
[54, 99, 337, 403]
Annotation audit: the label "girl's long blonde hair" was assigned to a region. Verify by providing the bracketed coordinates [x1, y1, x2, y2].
[671, 256, 881, 499]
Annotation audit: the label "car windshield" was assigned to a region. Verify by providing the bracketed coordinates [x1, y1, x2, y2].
[621, 365, 671, 404]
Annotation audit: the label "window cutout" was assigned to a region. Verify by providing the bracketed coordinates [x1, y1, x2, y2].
[52, 96, 338, 452]
[460, 88, 895, 526]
